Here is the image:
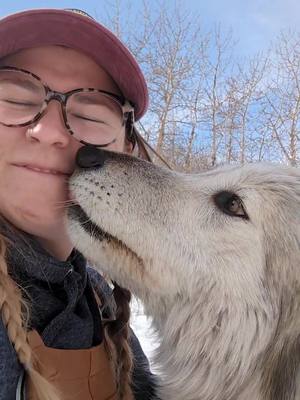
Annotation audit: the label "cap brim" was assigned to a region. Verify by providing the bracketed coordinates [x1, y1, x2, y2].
[0, 9, 148, 119]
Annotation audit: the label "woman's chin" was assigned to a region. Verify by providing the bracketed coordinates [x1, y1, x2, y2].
[6, 203, 65, 234]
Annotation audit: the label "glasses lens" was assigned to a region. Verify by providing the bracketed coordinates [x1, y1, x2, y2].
[66, 91, 124, 145]
[0, 69, 45, 125]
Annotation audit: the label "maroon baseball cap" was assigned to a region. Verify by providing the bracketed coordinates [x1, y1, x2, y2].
[0, 8, 149, 120]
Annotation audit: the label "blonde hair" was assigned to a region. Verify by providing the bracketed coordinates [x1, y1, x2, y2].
[0, 231, 61, 399]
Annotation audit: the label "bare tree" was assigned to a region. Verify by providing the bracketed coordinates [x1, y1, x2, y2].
[144, 4, 205, 160]
[200, 25, 236, 166]
[261, 31, 300, 165]
[220, 55, 268, 163]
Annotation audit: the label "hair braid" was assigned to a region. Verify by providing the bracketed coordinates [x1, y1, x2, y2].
[104, 282, 133, 399]
[0, 233, 61, 400]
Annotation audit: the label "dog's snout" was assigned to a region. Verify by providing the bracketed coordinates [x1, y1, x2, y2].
[76, 146, 108, 169]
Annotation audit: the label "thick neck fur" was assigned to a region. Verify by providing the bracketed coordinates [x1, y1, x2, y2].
[141, 282, 299, 400]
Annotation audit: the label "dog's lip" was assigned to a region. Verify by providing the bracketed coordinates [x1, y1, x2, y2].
[68, 203, 133, 252]
[68, 203, 114, 241]
[68, 203, 144, 271]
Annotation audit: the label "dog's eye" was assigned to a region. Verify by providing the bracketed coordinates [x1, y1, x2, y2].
[213, 191, 248, 219]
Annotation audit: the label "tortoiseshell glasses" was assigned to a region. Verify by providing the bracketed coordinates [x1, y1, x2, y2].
[0, 66, 134, 147]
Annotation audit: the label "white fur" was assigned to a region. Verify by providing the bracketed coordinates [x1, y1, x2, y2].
[66, 153, 300, 400]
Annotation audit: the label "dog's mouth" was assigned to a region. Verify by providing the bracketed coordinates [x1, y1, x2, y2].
[68, 203, 117, 243]
[68, 203, 137, 258]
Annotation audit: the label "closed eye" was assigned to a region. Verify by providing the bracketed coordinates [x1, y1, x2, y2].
[2, 99, 38, 106]
[213, 191, 249, 219]
[71, 113, 106, 124]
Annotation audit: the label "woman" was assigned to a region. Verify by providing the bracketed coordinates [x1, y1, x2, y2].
[0, 8, 156, 400]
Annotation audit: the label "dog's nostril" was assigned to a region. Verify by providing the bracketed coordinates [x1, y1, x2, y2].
[76, 146, 107, 169]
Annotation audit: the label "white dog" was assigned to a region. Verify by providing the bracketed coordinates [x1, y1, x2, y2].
[66, 147, 300, 400]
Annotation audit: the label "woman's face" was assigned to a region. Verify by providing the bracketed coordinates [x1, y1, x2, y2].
[0, 45, 131, 243]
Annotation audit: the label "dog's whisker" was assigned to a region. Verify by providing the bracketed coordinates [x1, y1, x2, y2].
[56, 199, 77, 205]
[53, 199, 79, 211]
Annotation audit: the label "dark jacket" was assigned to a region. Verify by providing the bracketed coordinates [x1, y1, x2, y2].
[0, 221, 156, 400]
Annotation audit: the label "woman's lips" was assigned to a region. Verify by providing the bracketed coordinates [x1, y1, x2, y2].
[13, 164, 70, 177]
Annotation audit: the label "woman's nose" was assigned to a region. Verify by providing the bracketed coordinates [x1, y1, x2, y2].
[25, 101, 71, 147]
[76, 146, 108, 168]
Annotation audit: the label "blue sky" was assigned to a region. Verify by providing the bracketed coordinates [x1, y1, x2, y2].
[1, 0, 299, 56]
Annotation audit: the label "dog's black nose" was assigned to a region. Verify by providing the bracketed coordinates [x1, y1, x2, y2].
[76, 146, 108, 169]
